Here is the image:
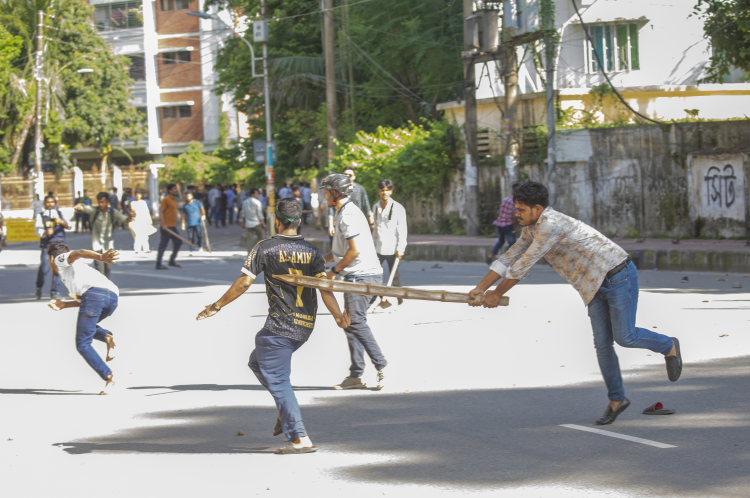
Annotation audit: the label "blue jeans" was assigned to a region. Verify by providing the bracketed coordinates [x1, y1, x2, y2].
[186, 225, 202, 251]
[248, 328, 307, 441]
[76, 288, 118, 380]
[37, 247, 62, 294]
[588, 261, 674, 401]
[343, 274, 388, 377]
[491, 225, 516, 255]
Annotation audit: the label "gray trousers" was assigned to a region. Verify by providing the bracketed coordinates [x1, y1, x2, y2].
[343, 274, 388, 377]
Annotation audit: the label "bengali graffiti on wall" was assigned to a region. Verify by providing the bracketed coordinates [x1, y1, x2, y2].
[689, 154, 746, 222]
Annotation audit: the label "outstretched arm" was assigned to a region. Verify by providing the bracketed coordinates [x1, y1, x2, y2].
[49, 300, 81, 311]
[67, 248, 119, 265]
[196, 274, 254, 320]
[319, 290, 351, 329]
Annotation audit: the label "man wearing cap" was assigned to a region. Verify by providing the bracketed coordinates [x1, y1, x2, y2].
[320, 173, 388, 391]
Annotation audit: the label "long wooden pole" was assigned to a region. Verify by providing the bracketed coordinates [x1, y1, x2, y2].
[273, 274, 508, 306]
[161, 226, 198, 248]
[201, 218, 212, 252]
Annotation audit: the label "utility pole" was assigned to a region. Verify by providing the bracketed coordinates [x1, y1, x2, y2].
[323, 0, 337, 170]
[261, 0, 276, 235]
[503, 40, 519, 185]
[33, 10, 45, 200]
[543, 2, 556, 207]
[462, 0, 480, 236]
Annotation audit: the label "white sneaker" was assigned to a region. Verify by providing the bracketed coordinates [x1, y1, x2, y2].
[376, 370, 385, 391]
[333, 376, 367, 390]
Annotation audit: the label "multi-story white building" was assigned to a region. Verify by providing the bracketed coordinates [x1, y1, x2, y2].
[439, 0, 750, 156]
[72, 0, 243, 167]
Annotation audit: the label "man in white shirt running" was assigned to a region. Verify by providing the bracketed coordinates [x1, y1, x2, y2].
[47, 241, 120, 395]
[320, 174, 388, 391]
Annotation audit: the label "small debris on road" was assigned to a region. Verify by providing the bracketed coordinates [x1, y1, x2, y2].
[236, 430, 244, 436]
[681, 276, 689, 283]
[720, 334, 729, 338]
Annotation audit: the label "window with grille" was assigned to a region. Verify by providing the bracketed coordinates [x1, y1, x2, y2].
[162, 106, 192, 119]
[586, 23, 640, 73]
[128, 55, 145, 80]
[94, 2, 143, 31]
[160, 0, 191, 11]
[162, 51, 191, 65]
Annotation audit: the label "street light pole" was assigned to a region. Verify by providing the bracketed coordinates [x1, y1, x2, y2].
[187, 8, 274, 233]
[260, 0, 275, 235]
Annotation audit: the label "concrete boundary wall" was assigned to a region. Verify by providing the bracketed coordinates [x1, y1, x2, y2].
[304, 238, 750, 273]
[406, 120, 750, 240]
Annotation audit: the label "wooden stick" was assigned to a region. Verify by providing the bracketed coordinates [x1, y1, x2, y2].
[201, 219, 212, 252]
[161, 226, 198, 248]
[272, 274, 509, 306]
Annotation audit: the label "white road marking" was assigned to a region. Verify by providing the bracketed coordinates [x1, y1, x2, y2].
[559, 424, 677, 449]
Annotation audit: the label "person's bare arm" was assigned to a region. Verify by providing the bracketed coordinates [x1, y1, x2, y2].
[325, 238, 359, 279]
[181, 211, 186, 230]
[319, 290, 351, 329]
[49, 300, 81, 311]
[67, 248, 119, 265]
[196, 274, 253, 320]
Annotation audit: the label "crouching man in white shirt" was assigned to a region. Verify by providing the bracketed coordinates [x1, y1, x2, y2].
[47, 241, 120, 395]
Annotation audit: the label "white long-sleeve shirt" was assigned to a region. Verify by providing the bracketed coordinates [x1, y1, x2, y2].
[372, 198, 407, 256]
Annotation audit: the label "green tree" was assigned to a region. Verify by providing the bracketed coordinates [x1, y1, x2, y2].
[331, 119, 458, 201]
[693, 0, 750, 82]
[161, 141, 223, 190]
[0, 26, 23, 174]
[0, 0, 143, 175]
[207, 0, 463, 185]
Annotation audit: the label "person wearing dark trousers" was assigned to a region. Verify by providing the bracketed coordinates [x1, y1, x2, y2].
[181, 192, 205, 253]
[156, 183, 183, 269]
[34, 195, 69, 300]
[372, 179, 408, 305]
[468, 181, 683, 426]
[320, 174, 388, 391]
[196, 198, 351, 454]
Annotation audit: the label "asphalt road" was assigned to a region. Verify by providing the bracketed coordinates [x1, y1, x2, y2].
[1, 245, 749, 497]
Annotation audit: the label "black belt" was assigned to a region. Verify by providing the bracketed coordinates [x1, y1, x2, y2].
[606, 257, 631, 280]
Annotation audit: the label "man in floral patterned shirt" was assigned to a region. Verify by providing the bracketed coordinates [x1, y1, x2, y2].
[468, 181, 683, 426]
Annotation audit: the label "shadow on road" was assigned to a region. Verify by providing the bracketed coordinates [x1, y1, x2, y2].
[0, 388, 96, 395]
[53, 357, 750, 495]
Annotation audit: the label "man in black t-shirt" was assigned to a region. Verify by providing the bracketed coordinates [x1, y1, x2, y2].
[196, 198, 350, 454]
